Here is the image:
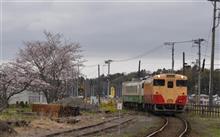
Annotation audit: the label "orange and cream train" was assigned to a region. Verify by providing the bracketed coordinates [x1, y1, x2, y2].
[122, 73, 188, 113]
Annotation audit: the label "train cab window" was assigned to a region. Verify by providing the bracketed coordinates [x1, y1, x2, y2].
[153, 79, 165, 86]
[142, 83, 144, 88]
[176, 80, 187, 87]
[167, 81, 173, 88]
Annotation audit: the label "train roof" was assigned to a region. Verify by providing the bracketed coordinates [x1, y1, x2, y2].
[152, 73, 187, 80]
[122, 79, 145, 85]
[122, 74, 187, 85]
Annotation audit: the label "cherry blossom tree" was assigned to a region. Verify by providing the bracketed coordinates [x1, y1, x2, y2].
[16, 31, 83, 103]
[0, 63, 34, 111]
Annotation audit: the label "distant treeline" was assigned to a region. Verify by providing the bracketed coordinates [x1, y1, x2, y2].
[83, 66, 220, 97]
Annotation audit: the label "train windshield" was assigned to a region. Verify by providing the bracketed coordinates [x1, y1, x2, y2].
[176, 80, 187, 87]
[167, 81, 173, 88]
[153, 79, 165, 86]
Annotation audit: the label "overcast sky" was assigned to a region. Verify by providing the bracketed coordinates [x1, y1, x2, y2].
[1, 0, 220, 78]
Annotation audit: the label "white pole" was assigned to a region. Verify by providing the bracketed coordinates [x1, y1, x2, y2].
[118, 110, 120, 135]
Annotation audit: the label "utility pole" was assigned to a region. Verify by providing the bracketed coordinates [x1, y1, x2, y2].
[172, 44, 174, 73]
[208, 0, 220, 108]
[71, 68, 74, 96]
[76, 63, 80, 96]
[98, 64, 101, 104]
[193, 38, 205, 104]
[90, 80, 93, 96]
[164, 42, 175, 73]
[105, 60, 113, 97]
[98, 64, 100, 78]
[183, 52, 185, 74]
[138, 60, 141, 78]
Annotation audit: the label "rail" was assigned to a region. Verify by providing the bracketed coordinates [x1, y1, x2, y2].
[44, 116, 134, 137]
[178, 117, 189, 137]
[146, 116, 189, 137]
[146, 117, 168, 137]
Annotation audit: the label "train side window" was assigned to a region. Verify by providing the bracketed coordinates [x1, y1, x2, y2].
[167, 81, 173, 88]
[153, 79, 165, 86]
[176, 80, 187, 87]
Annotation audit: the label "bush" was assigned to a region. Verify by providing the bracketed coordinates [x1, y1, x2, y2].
[100, 100, 117, 113]
[19, 101, 25, 108]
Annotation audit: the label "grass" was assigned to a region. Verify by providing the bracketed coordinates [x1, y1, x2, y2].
[186, 113, 220, 137]
[0, 105, 37, 121]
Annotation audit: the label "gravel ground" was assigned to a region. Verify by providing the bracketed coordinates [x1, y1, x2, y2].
[152, 117, 185, 137]
[88, 112, 161, 137]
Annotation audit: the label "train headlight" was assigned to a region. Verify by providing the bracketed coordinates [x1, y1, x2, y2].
[158, 75, 160, 78]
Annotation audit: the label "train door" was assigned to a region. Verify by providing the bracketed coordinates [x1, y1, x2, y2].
[164, 79, 177, 104]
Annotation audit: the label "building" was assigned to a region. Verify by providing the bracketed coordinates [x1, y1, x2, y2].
[188, 93, 220, 105]
[9, 90, 47, 104]
[213, 94, 220, 105]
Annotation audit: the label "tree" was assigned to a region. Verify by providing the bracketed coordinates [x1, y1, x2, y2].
[16, 31, 83, 103]
[0, 63, 33, 111]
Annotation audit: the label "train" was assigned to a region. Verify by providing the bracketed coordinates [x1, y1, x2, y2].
[122, 73, 188, 113]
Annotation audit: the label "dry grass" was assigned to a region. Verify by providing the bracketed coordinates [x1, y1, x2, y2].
[15, 117, 72, 136]
[0, 106, 36, 121]
[15, 111, 117, 137]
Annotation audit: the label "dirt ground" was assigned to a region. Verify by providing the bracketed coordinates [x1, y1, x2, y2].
[14, 112, 117, 137]
[12, 111, 161, 137]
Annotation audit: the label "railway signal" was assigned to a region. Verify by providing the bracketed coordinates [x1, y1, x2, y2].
[193, 38, 205, 105]
[105, 59, 113, 97]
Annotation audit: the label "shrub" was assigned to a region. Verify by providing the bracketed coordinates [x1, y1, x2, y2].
[100, 100, 117, 113]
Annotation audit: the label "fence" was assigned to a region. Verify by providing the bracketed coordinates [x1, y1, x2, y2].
[32, 104, 61, 117]
[32, 104, 80, 117]
[186, 104, 220, 117]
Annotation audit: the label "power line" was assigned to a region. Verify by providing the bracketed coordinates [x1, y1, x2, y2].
[164, 39, 203, 72]
[83, 45, 164, 68]
[84, 64, 98, 68]
[113, 45, 164, 62]
[201, 53, 220, 60]
[206, 64, 220, 66]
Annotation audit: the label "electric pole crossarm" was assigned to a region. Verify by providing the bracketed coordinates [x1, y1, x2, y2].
[214, 11, 220, 28]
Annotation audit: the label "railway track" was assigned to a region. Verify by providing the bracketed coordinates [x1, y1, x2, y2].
[146, 116, 189, 137]
[44, 116, 134, 137]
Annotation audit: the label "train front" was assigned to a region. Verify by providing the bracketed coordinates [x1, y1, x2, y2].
[151, 74, 188, 113]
